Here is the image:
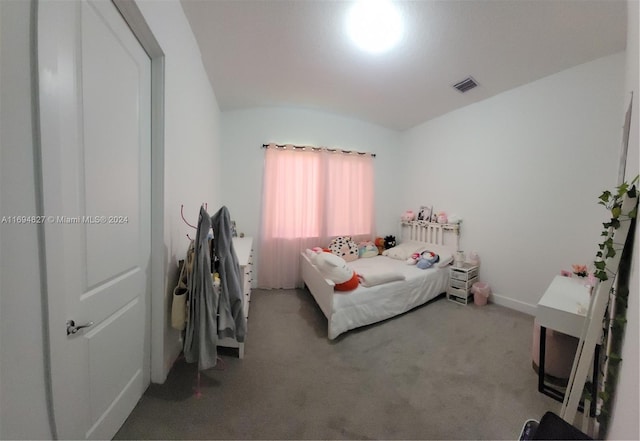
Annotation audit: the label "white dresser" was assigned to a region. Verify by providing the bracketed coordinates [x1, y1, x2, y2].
[233, 236, 254, 320]
[217, 236, 253, 358]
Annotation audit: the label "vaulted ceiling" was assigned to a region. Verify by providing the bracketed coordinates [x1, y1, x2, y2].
[181, 0, 627, 131]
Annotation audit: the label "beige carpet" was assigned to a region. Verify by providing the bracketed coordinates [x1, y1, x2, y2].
[115, 288, 560, 440]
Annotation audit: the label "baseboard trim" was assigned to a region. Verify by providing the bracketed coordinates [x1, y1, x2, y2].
[490, 292, 537, 316]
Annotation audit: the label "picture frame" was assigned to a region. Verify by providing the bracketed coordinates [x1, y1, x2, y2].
[417, 205, 432, 222]
[617, 94, 632, 185]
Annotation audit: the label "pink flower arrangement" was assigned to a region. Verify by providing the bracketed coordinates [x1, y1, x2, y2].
[572, 264, 588, 278]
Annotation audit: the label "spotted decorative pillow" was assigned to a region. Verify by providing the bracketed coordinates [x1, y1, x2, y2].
[328, 236, 359, 262]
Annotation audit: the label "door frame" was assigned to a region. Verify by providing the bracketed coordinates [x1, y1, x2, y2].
[34, 0, 167, 435]
[34, 1, 167, 435]
[111, 0, 167, 387]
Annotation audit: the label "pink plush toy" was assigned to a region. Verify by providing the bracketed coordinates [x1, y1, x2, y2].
[406, 252, 421, 265]
[401, 210, 416, 222]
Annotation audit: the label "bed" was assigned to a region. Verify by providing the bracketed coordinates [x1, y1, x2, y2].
[301, 221, 461, 339]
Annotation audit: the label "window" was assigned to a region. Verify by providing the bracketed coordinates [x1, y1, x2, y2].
[258, 145, 375, 288]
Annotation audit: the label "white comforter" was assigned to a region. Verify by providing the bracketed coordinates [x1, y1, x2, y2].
[328, 256, 448, 339]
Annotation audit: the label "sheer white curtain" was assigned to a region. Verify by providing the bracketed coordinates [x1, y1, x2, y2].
[258, 145, 375, 289]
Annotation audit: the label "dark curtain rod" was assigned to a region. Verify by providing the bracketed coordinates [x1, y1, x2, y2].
[262, 143, 376, 158]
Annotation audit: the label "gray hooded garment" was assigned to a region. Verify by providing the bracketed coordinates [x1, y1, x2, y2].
[211, 205, 246, 343]
[183, 205, 246, 371]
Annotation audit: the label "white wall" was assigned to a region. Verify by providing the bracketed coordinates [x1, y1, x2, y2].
[220, 107, 403, 287]
[608, 0, 639, 439]
[135, 0, 223, 383]
[0, 1, 53, 438]
[400, 53, 625, 314]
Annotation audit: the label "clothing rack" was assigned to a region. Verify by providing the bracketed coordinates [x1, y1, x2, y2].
[182, 205, 246, 373]
[262, 143, 376, 158]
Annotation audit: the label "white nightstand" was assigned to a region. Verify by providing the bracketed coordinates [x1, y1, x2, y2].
[447, 263, 479, 304]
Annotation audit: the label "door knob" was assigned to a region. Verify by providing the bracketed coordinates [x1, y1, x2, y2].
[66, 319, 94, 336]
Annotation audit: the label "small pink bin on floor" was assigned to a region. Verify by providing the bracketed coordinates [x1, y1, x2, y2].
[472, 281, 490, 306]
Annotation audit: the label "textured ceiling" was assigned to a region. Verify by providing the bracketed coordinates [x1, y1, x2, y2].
[181, 0, 627, 131]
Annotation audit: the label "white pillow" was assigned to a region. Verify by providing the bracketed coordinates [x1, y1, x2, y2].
[436, 254, 454, 268]
[382, 241, 430, 260]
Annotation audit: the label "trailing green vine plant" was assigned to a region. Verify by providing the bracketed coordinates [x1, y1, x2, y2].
[588, 175, 638, 437]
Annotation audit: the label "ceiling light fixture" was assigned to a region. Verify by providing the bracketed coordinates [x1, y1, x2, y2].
[346, 0, 403, 54]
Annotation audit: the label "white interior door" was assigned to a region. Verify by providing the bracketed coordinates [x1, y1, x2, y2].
[37, 0, 151, 438]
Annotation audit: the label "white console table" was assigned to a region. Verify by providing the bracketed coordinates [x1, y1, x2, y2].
[536, 275, 598, 415]
[537, 275, 591, 336]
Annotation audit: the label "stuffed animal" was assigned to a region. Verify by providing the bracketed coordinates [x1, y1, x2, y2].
[358, 241, 378, 258]
[384, 235, 396, 249]
[374, 237, 385, 254]
[401, 210, 415, 222]
[406, 252, 421, 265]
[305, 249, 359, 291]
[416, 250, 440, 269]
[329, 236, 359, 262]
[436, 212, 448, 224]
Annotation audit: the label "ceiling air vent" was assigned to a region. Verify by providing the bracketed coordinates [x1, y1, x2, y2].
[453, 77, 478, 93]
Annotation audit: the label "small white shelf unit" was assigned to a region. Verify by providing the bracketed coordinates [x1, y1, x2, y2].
[447, 263, 479, 305]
